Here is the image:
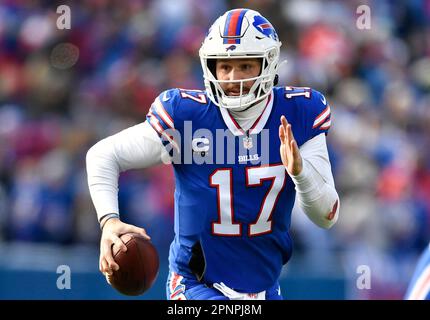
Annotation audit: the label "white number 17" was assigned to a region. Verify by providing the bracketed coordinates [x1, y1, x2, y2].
[209, 165, 286, 237]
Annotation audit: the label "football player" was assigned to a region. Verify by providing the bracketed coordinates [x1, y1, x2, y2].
[87, 8, 340, 300]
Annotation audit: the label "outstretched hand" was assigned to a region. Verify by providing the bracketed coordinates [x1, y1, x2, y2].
[279, 116, 303, 176]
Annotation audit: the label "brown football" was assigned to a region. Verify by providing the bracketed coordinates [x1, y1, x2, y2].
[108, 233, 159, 296]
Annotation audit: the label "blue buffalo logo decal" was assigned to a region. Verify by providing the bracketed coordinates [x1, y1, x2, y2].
[226, 45, 237, 51]
[252, 15, 278, 41]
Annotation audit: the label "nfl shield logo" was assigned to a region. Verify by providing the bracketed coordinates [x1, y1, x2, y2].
[243, 136, 253, 149]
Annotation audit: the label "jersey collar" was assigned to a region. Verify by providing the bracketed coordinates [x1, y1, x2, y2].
[219, 90, 274, 136]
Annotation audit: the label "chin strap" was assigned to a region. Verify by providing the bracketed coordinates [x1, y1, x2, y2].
[221, 93, 256, 110]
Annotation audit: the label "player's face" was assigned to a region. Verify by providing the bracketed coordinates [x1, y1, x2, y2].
[215, 58, 262, 96]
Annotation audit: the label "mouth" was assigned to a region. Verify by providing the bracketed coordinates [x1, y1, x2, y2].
[226, 90, 249, 96]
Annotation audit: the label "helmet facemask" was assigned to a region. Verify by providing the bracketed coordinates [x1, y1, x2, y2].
[200, 48, 279, 110]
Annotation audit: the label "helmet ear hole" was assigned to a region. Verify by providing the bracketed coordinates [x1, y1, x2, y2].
[273, 74, 279, 86]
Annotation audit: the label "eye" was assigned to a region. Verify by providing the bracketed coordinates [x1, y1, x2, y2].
[241, 64, 253, 71]
[219, 64, 231, 72]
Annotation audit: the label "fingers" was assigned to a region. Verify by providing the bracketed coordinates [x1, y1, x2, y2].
[288, 127, 301, 168]
[281, 115, 288, 128]
[286, 123, 292, 145]
[111, 234, 127, 253]
[99, 235, 125, 276]
[291, 139, 300, 160]
[279, 116, 288, 144]
[101, 239, 119, 274]
[287, 122, 295, 140]
[280, 116, 295, 146]
[98, 220, 151, 278]
[281, 115, 297, 145]
[130, 225, 151, 240]
[100, 256, 108, 274]
[279, 124, 286, 143]
[286, 122, 293, 146]
[105, 272, 112, 285]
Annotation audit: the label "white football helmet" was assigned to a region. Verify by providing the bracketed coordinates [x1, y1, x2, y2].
[199, 9, 282, 110]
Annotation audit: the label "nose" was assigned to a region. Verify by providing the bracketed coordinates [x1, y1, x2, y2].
[226, 67, 247, 82]
[226, 68, 237, 81]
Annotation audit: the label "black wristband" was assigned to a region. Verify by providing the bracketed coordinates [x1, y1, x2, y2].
[99, 213, 120, 230]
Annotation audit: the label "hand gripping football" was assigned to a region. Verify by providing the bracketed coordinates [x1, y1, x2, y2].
[107, 233, 159, 296]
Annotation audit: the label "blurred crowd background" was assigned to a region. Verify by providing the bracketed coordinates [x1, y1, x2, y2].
[0, 0, 429, 299]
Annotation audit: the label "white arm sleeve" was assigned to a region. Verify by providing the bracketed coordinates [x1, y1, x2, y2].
[290, 133, 340, 229]
[86, 121, 168, 221]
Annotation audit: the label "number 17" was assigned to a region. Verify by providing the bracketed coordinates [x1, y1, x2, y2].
[209, 165, 286, 237]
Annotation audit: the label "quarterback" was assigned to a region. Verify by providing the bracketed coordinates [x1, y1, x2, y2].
[87, 8, 340, 300]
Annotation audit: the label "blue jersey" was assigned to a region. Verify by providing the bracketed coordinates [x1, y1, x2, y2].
[146, 86, 331, 292]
